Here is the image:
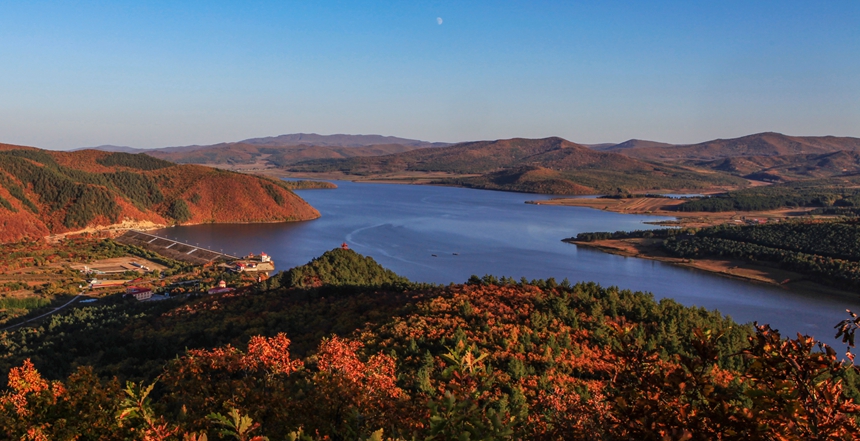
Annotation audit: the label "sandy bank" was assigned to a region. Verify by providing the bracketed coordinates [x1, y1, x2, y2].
[569, 238, 855, 299]
[531, 197, 816, 228]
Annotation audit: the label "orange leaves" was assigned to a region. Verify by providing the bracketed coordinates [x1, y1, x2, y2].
[6, 359, 48, 397]
[245, 334, 304, 375]
[4, 277, 860, 439]
[740, 323, 860, 439]
[0, 359, 60, 417]
[304, 336, 412, 437]
[183, 333, 303, 377]
[316, 336, 403, 401]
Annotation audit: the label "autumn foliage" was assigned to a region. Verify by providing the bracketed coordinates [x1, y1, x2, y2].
[1, 250, 859, 440]
[0, 147, 320, 243]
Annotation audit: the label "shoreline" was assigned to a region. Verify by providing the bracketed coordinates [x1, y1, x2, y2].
[530, 196, 818, 228]
[568, 238, 857, 300]
[44, 214, 322, 244]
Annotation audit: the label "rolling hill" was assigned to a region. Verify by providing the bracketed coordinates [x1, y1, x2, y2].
[130, 133, 451, 168]
[693, 150, 860, 182]
[0, 144, 320, 243]
[287, 137, 748, 194]
[73, 145, 149, 153]
[235, 132, 450, 148]
[589, 139, 674, 152]
[146, 142, 429, 167]
[600, 132, 860, 162]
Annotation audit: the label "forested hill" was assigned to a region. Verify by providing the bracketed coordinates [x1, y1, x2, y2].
[674, 179, 860, 212]
[2, 247, 858, 439]
[287, 137, 747, 194]
[0, 145, 320, 243]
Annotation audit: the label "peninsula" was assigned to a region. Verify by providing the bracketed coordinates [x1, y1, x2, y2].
[0, 144, 322, 243]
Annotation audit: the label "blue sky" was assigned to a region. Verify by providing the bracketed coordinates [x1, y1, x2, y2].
[1, 1, 858, 149]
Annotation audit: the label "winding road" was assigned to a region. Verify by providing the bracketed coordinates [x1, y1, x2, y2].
[0, 293, 83, 332]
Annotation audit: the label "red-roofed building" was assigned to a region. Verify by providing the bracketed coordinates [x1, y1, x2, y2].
[125, 286, 153, 301]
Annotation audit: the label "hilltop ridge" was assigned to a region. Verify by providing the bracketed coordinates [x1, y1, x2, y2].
[599, 132, 860, 161]
[287, 136, 747, 193]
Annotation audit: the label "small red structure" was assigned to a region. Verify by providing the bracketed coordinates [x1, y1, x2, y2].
[341, 242, 349, 250]
[125, 286, 153, 301]
[218, 280, 227, 288]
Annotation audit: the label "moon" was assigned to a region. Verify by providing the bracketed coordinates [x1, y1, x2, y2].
[437, 17, 443, 25]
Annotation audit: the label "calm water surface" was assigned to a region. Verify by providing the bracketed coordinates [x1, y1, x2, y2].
[154, 181, 858, 346]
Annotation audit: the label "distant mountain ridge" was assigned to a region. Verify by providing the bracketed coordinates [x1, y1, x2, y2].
[76, 133, 451, 168]
[597, 132, 860, 161]
[237, 133, 450, 148]
[74, 145, 149, 153]
[145, 142, 433, 167]
[592, 139, 674, 151]
[75, 132, 860, 186]
[77, 133, 449, 152]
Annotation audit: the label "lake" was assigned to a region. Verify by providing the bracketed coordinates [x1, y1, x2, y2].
[154, 181, 859, 347]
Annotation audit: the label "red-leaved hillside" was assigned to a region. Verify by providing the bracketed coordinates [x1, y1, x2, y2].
[0, 144, 320, 243]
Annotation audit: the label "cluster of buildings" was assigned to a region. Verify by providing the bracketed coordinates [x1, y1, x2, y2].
[229, 252, 275, 273]
[206, 280, 234, 295]
[123, 280, 235, 301]
[735, 217, 779, 225]
[88, 250, 274, 302]
[125, 286, 154, 301]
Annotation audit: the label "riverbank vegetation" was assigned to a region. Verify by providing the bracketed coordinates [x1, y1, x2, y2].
[276, 179, 338, 190]
[675, 182, 860, 212]
[571, 219, 860, 291]
[2, 247, 858, 439]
